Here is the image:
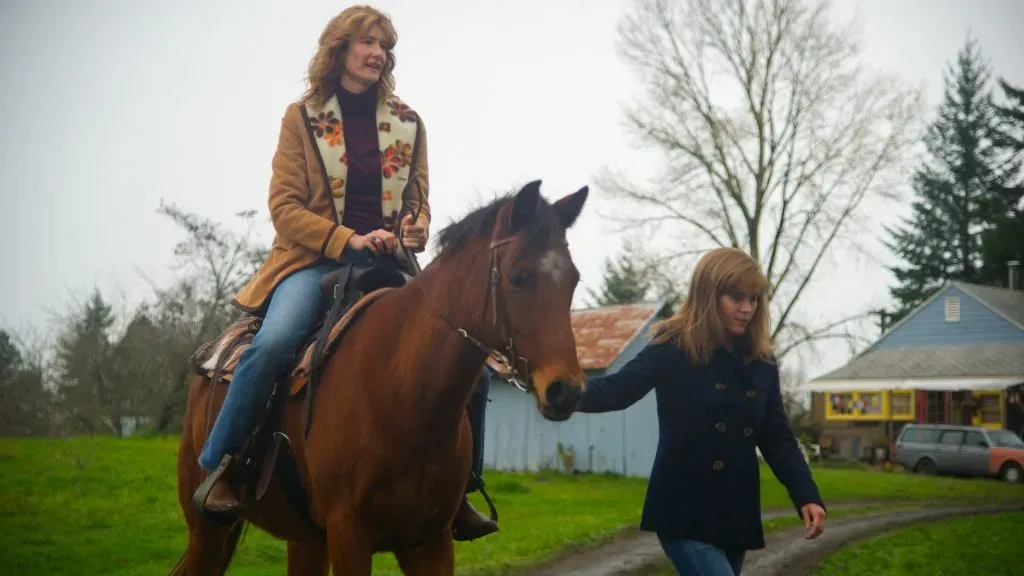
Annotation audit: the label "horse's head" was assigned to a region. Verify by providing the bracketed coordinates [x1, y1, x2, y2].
[435, 180, 589, 421]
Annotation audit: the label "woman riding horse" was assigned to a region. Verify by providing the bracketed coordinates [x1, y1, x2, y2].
[193, 4, 497, 541]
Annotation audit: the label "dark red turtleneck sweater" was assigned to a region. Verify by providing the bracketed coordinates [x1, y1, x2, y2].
[337, 85, 385, 235]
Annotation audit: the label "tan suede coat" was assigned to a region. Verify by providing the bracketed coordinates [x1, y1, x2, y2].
[232, 96, 430, 314]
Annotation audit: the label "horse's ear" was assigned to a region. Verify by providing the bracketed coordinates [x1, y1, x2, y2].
[553, 186, 589, 229]
[509, 180, 543, 232]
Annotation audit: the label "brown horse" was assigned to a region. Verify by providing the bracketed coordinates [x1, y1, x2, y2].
[173, 180, 590, 575]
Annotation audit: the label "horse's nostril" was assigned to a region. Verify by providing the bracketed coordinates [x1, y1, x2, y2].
[545, 381, 565, 405]
[545, 380, 580, 409]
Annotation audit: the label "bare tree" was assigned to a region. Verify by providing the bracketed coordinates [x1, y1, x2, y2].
[600, 0, 921, 360]
[141, 203, 267, 431]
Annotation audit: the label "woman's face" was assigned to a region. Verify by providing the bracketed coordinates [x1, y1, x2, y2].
[341, 26, 388, 91]
[718, 288, 758, 337]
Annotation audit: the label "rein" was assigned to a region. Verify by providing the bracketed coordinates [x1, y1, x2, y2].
[438, 213, 537, 394]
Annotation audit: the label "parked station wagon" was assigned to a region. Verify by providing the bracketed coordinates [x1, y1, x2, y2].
[894, 424, 1024, 483]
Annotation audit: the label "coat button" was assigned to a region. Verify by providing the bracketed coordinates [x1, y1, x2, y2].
[715, 422, 726, 432]
[713, 460, 725, 471]
[744, 427, 753, 437]
[746, 389, 756, 398]
[715, 382, 726, 391]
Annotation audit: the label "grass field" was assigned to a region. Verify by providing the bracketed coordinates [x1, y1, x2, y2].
[813, 511, 1024, 575]
[1, 436, 1022, 575]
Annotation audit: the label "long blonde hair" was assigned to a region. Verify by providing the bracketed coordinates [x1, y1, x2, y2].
[301, 5, 398, 108]
[651, 247, 773, 365]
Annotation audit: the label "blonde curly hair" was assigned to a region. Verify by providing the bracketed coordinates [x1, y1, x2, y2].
[301, 5, 398, 107]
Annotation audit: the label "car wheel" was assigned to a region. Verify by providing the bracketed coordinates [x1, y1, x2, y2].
[999, 463, 1023, 484]
[914, 458, 936, 475]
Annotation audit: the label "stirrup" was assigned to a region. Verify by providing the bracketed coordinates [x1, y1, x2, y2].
[192, 454, 241, 525]
[478, 482, 498, 523]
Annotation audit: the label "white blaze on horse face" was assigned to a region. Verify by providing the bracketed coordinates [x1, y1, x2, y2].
[539, 249, 571, 286]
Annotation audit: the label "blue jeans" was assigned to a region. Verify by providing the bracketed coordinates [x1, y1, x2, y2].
[657, 536, 746, 576]
[467, 372, 489, 491]
[199, 262, 339, 471]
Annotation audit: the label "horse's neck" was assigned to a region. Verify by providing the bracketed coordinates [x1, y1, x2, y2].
[387, 258, 491, 431]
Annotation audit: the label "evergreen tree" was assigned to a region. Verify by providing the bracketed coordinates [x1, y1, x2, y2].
[585, 239, 681, 317]
[53, 290, 118, 434]
[885, 37, 1011, 318]
[0, 330, 52, 436]
[586, 250, 653, 307]
[981, 77, 1024, 288]
[995, 78, 1024, 152]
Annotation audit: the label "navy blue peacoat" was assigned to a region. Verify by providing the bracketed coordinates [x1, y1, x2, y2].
[578, 339, 825, 552]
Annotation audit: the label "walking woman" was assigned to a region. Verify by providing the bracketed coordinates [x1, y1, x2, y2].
[192, 4, 497, 541]
[576, 247, 827, 575]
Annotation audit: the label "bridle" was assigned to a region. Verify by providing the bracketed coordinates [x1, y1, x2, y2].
[439, 210, 555, 395]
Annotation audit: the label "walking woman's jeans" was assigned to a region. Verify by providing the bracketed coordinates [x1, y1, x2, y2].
[657, 535, 746, 576]
[198, 262, 337, 472]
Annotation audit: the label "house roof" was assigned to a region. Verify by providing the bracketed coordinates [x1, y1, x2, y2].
[803, 281, 1024, 392]
[808, 342, 1024, 385]
[956, 281, 1024, 329]
[572, 301, 662, 371]
[866, 281, 1024, 353]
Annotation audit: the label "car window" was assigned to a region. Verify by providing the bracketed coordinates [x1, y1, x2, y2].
[963, 431, 987, 447]
[900, 428, 941, 443]
[938, 430, 964, 444]
[987, 430, 1024, 448]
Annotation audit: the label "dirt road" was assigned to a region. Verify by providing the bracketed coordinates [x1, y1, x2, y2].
[518, 501, 1024, 576]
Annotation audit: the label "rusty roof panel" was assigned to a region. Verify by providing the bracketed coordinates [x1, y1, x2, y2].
[571, 302, 662, 371]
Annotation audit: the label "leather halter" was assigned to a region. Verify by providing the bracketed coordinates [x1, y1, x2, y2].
[440, 210, 540, 394]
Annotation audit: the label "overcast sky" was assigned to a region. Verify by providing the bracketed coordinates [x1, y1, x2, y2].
[0, 0, 1020, 381]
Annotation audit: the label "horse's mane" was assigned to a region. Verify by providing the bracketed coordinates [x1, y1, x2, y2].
[435, 190, 559, 259]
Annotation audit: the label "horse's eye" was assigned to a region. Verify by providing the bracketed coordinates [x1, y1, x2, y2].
[509, 271, 532, 289]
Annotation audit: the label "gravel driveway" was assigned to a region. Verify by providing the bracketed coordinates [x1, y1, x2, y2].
[517, 501, 1024, 576]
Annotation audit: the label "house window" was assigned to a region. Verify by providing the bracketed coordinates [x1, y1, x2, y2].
[925, 391, 945, 423]
[977, 391, 1003, 427]
[828, 392, 858, 416]
[860, 392, 884, 416]
[944, 297, 961, 322]
[824, 390, 913, 420]
[890, 391, 915, 420]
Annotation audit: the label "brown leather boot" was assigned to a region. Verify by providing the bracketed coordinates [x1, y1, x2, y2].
[452, 496, 498, 541]
[192, 454, 241, 523]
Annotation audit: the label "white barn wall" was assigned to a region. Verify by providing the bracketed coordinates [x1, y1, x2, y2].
[481, 320, 659, 477]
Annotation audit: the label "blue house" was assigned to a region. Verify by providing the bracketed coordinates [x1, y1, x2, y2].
[481, 301, 663, 476]
[803, 280, 1024, 459]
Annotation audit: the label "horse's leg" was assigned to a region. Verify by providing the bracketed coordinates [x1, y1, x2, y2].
[171, 517, 245, 575]
[326, 514, 373, 575]
[287, 540, 329, 576]
[394, 532, 455, 576]
[172, 376, 247, 575]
